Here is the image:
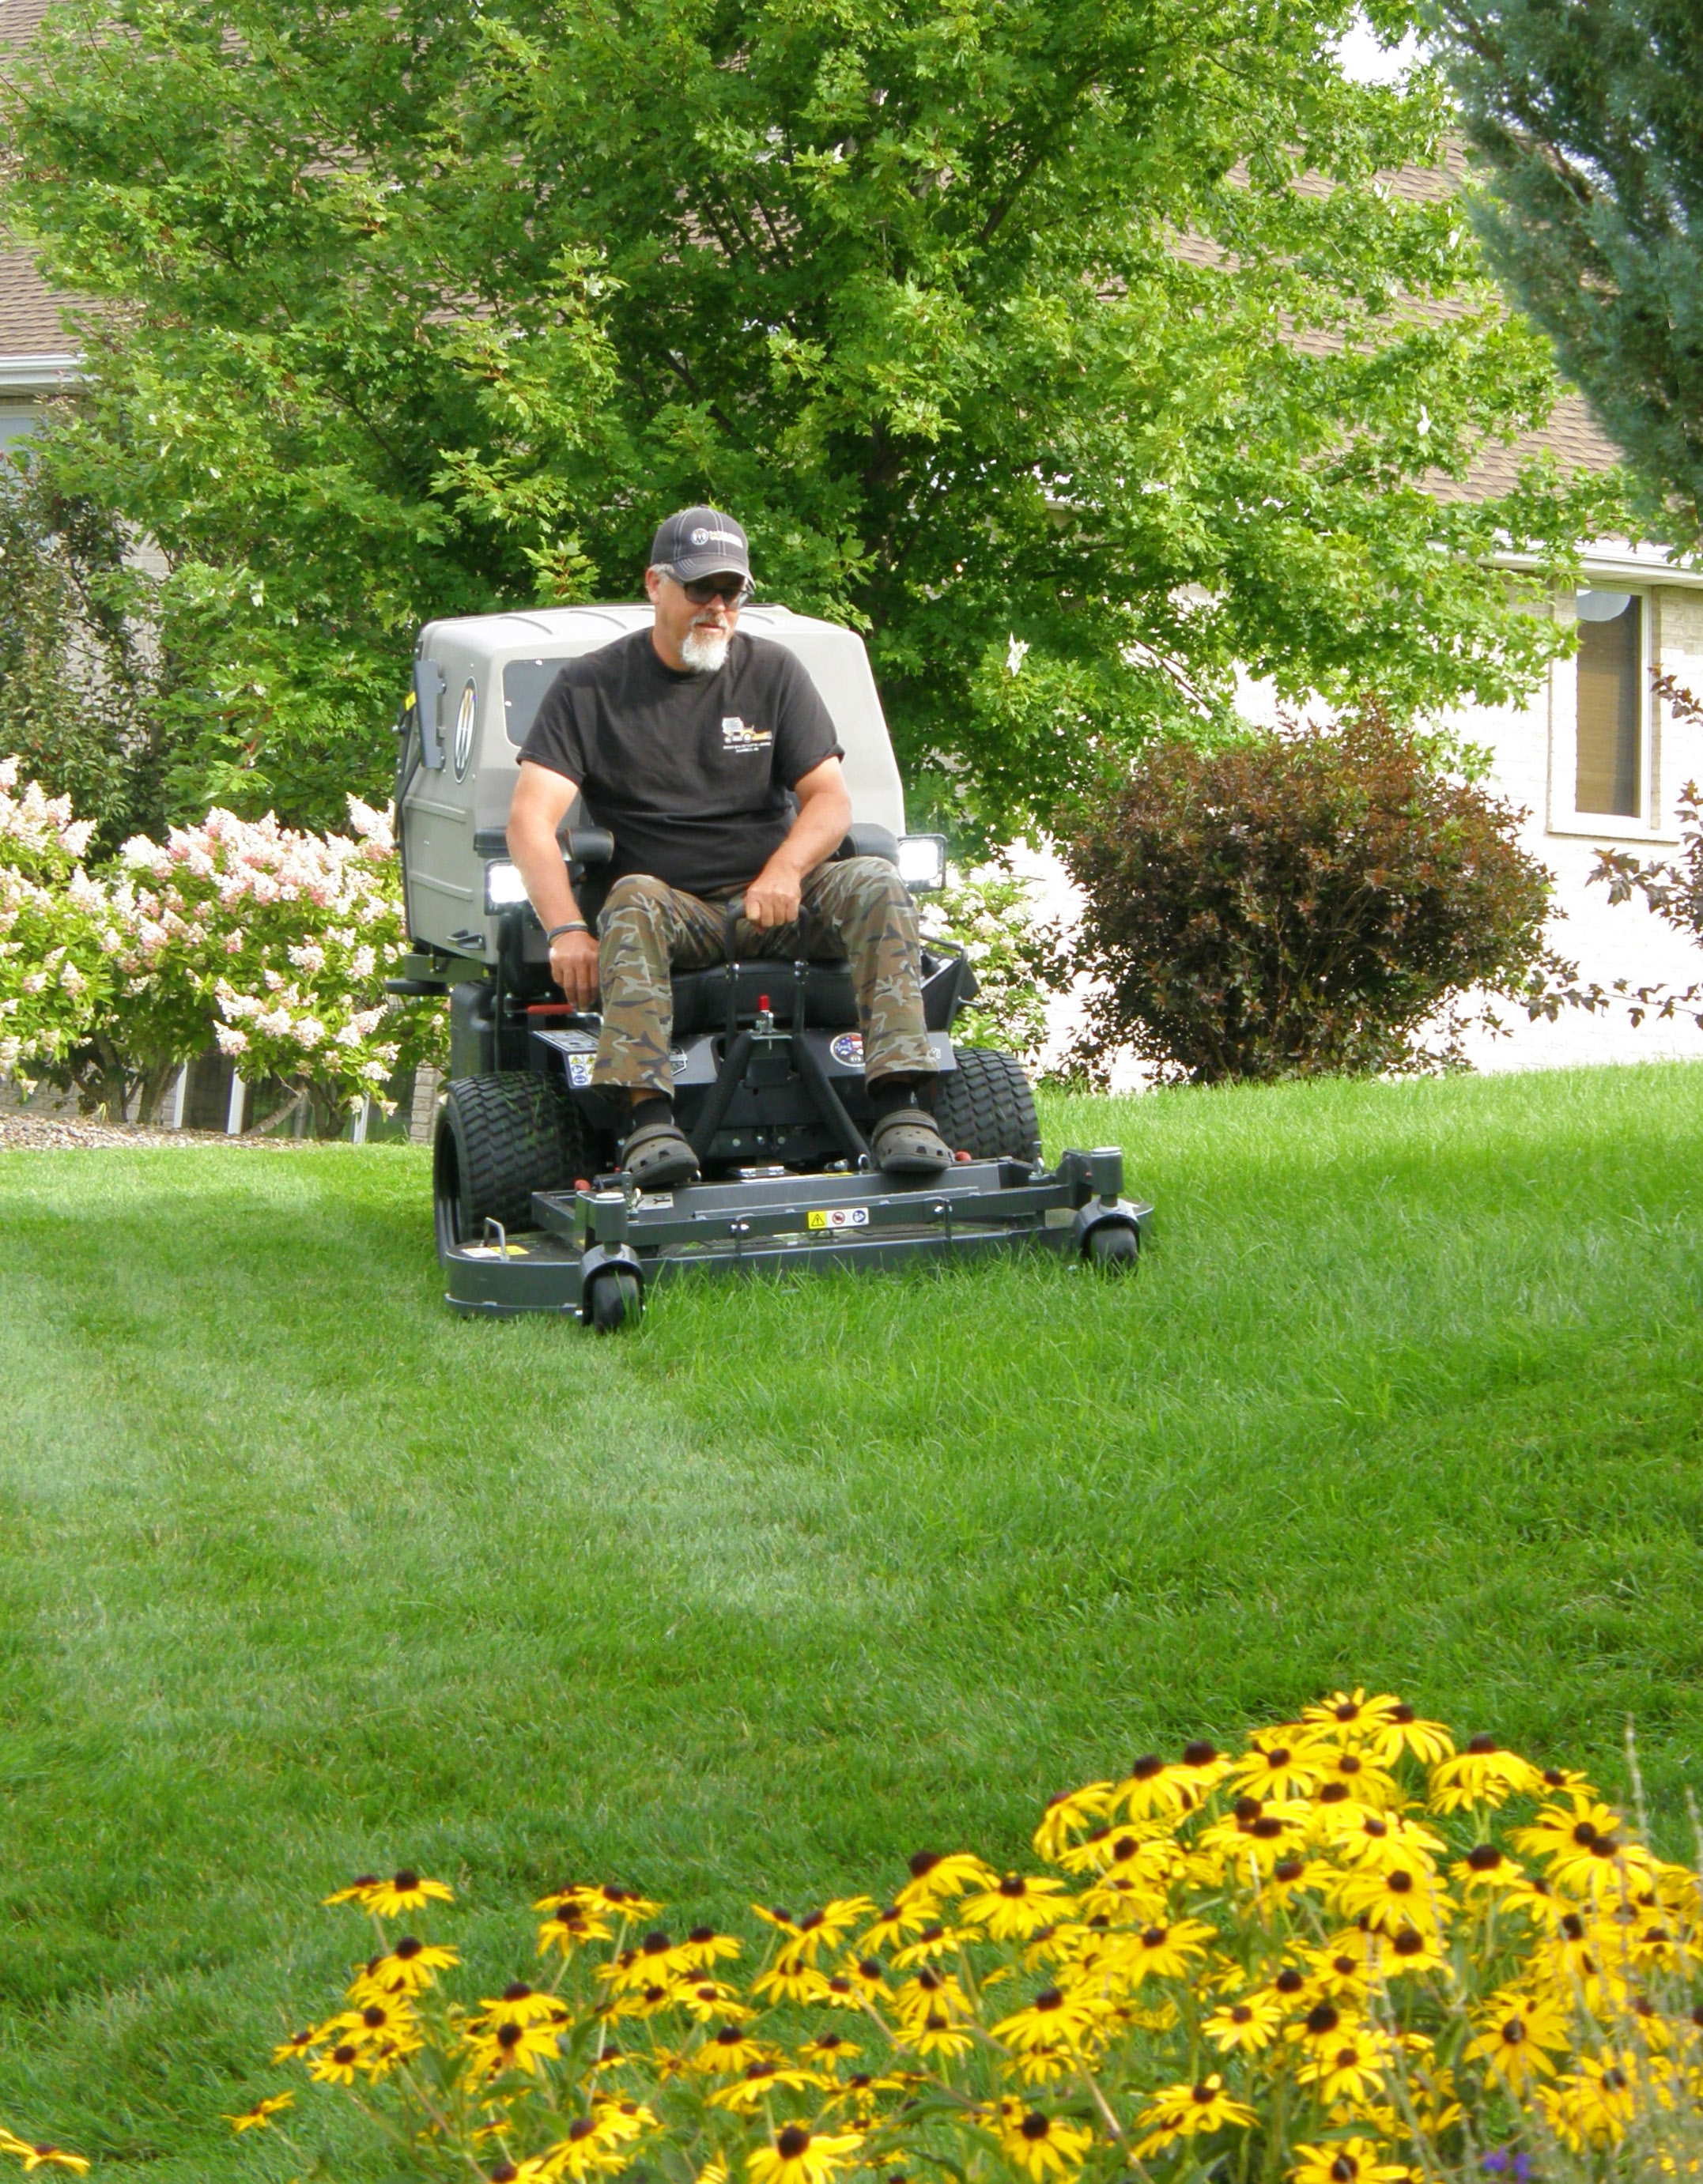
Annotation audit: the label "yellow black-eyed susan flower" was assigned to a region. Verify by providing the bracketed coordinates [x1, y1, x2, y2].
[222, 2091, 295, 2135]
[855, 1902, 931, 1952]
[5, 2148, 91, 2177]
[465, 2015, 563, 2080]
[690, 2025, 775, 2076]
[1032, 1784, 1112, 1861]
[891, 1922, 984, 1967]
[707, 2062, 830, 2113]
[1301, 1691, 1405, 1742]
[1463, 1988, 1569, 2089]
[1538, 2050, 1656, 2149]
[1288, 2137, 1411, 2184]
[1365, 1703, 1456, 1768]
[990, 1984, 1107, 2053]
[351, 1933, 459, 1998]
[1428, 1737, 1544, 1814]
[536, 1902, 612, 1958]
[1228, 1736, 1321, 1803]
[270, 2025, 324, 2064]
[995, 2103, 1093, 2180]
[1295, 2024, 1395, 2106]
[1134, 2074, 1256, 2155]
[1331, 1861, 1452, 1936]
[958, 1873, 1072, 1941]
[893, 1851, 994, 1909]
[1118, 1915, 1214, 1982]
[675, 1978, 751, 2023]
[339, 1869, 455, 1919]
[1111, 1753, 1196, 1824]
[1203, 1992, 1285, 2054]
[308, 2041, 365, 2086]
[746, 2122, 863, 2184]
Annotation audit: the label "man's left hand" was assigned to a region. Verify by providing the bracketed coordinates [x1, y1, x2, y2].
[744, 861, 802, 929]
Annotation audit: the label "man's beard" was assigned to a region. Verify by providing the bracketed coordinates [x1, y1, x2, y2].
[679, 622, 731, 674]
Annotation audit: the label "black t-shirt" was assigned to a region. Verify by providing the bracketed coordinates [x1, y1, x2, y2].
[520, 628, 844, 900]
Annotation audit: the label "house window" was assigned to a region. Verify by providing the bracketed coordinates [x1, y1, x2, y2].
[1574, 590, 1642, 819]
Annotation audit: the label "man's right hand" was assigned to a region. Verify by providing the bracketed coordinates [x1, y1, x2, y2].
[549, 930, 601, 1011]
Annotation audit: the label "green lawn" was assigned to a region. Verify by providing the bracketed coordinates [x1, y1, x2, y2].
[1, 1063, 1701, 2177]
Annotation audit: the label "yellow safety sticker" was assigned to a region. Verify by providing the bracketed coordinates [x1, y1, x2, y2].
[806, 1207, 870, 1231]
[462, 1242, 531, 1258]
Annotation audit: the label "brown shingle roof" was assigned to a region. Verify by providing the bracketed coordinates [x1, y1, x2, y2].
[0, 245, 73, 355]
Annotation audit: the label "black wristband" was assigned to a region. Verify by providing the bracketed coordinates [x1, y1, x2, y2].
[546, 921, 590, 942]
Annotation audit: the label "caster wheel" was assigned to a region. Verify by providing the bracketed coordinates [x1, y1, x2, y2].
[587, 1269, 643, 1331]
[1086, 1223, 1139, 1271]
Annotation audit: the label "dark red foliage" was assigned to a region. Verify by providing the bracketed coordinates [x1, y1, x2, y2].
[1062, 710, 1554, 1084]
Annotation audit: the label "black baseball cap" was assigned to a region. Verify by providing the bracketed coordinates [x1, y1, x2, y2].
[648, 505, 750, 583]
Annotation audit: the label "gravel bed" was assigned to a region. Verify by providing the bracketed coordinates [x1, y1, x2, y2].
[0, 1113, 314, 1149]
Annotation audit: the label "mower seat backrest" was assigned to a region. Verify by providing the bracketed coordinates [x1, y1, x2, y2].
[670, 961, 860, 1034]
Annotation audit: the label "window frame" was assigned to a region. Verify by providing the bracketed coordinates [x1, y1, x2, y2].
[1546, 583, 1666, 842]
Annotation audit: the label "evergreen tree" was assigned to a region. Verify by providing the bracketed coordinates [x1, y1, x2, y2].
[1430, 0, 1703, 548]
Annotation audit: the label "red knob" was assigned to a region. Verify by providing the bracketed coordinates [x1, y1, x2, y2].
[758, 993, 770, 1012]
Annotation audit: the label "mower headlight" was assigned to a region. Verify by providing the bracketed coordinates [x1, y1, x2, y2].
[897, 833, 948, 893]
[484, 859, 532, 912]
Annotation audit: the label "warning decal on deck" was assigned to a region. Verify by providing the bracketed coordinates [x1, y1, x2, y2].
[806, 1206, 870, 1231]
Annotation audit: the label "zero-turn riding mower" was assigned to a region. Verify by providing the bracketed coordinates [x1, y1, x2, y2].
[389, 602, 1150, 1328]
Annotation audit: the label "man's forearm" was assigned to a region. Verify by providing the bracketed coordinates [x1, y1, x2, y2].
[508, 821, 583, 930]
[768, 790, 852, 878]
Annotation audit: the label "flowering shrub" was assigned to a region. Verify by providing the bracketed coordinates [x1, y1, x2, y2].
[0, 756, 109, 1087]
[115, 798, 442, 1130]
[0, 756, 444, 1125]
[922, 865, 1068, 1073]
[242, 1695, 1701, 2184]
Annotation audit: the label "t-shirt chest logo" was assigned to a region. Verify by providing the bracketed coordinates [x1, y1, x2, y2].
[721, 715, 772, 753]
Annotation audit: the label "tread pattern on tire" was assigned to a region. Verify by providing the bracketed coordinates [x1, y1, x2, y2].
[437, 1073, 586, 1246]
[931, 1046, 1041, 1164]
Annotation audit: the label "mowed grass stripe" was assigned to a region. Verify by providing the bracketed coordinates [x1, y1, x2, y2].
[0, 1063, 1698, 2177]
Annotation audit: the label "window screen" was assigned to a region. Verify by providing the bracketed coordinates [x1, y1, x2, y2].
[501, 658, 572, 748]
[1575, 592, 1641, 818]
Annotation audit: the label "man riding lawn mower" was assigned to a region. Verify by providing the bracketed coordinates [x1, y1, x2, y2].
[391, 506, 1150, 1328]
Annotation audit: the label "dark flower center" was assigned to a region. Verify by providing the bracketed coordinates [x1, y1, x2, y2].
[777, 2128, 811, 2159]
[689, 1926, 716, 1944]
[1306, 2003, 1339, 2036]
[859, 1959, 882, 1980]
[1466, 1733, 1498, 1755]
[1019, 2114, 1051, 2141]
[1561, 1913, 1585, 1940]
[1338, 1755, 1361, 1775]
[918, 1969, 941, 1992]
[1603, 2067, 1628, 2092]
[745, 2061, 775, 2082]
[1392, 1929, 1425, 1957]
[1182, 1741, 1218, 1766]
[828, 1977, 852, 1995]
[1231, 2005, 1252, 2024]
[504, 1982, 532, 2001]
[1035, 1989, 1063, 2012]
[1361, 1818, 1388, 1839]
[1131, 1755, 1164, 1780]
[492, 2165, 519, 2182]
[642, 1933, 671, 1955]
[1501, 2020, 1524, 2045]
[1335, 1701, 1359, 1722]
[568, 2119, 596, 2142]
[1140, 1926, 1168, 1948]
[713, 2027, 745, 2046]
[1319, 1783, 1349, 1805]
[999, 1876, 1026, 1898]
[1263, 1747, 1291, 1767]
[362, 2005, 387, 2027]
[1191, 2083, 1215, 2103]
[1390, 1705, 1414, 1723]
[1331, 2159, 1357, 2182]
[1234, 1797, 1263, 1822]
[497, 2024, 522, 2050]
[1112, 1836, 1138, 1859]
[392, 1869, 419, 1890]
[1467, 1845, 1501, 1871]
[1252, 1817, 1283, 1839]
[1275, 1969, 1305, 1994]
[1274, 1861, 1305, 1883]
[1387, 1870, 1414, 1893]
[333, 2044, 358, 2065]
[1335, 2046, 1358, 2069]
[907, 1853, 938, 1879]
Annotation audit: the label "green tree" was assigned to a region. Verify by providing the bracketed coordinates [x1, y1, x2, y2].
[1429, 0, 1703, 549]
[2, 0, 1614, 839]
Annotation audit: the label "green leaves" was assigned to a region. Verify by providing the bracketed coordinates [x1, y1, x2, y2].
[2, 0, 1607, 839]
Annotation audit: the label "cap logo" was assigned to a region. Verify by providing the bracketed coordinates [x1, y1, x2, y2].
[689, 526, 743, 549]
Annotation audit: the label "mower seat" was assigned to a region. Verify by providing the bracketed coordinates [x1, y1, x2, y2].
[669, 960, 861, 1034]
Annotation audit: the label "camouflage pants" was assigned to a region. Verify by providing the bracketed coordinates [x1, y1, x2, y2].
[593, 857, 936, 1097]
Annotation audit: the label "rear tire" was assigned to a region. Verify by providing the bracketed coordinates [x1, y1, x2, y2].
[932, 1046, 1042, 1164]
[434, 1072, 586, 1257]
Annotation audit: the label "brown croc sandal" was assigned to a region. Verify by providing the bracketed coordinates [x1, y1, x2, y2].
[621, 1119, 701, 1190]
[870, 1106, 953, 1176]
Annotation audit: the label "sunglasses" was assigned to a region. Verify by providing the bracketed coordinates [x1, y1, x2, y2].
[678, 573, 753, 605]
